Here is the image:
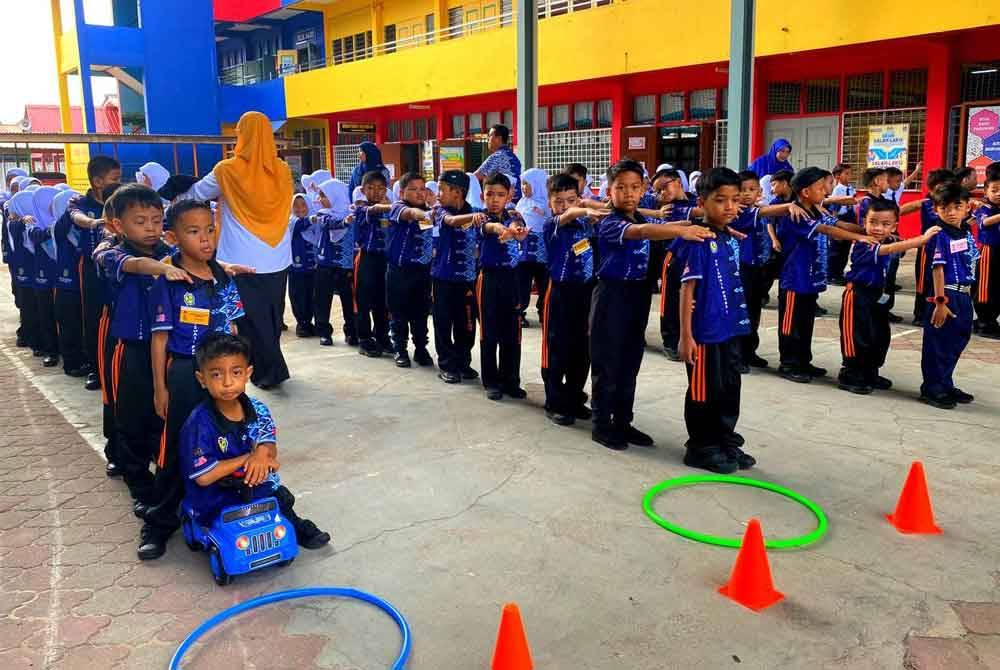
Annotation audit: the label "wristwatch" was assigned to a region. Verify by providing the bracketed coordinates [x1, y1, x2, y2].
[926, 295, 948, 305]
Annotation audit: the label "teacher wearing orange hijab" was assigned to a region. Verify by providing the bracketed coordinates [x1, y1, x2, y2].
[180, 111, 295, 389]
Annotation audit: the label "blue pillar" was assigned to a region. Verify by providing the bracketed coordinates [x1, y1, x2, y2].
[726, 0, 754, 170]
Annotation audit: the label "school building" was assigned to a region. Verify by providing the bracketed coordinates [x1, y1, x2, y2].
[49, 0, 1000, 212]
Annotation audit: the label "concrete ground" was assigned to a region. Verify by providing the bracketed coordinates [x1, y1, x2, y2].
[1, 257, 999, 670]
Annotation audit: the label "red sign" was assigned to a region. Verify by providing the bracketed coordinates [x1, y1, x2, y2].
[213, 0, 280, 23]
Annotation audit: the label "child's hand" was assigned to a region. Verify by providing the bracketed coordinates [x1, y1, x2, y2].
[727, 226, 748, 241]
[788, 204, 809, 222]
[153, 387, 169, 421]
[498, 227, 515, 242]
[513, 226, 529, 241]
[678, 333, 697, 365]
[163, 265, 193, 283]
[472, 213, 489, 226]
[931, 302, 954, 328]
[587, 208, 610, 219]
[658, 204, 674, 219]
[223, 263, 256, 277]
[771, 236, 782, 253]
[681, 225, 715, 242]
[243, 449, 273, 486]
[22, 215, 36, 226]
[922, 225, 942, 242]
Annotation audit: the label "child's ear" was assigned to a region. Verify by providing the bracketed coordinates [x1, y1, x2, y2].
[194, 370, 205, 388]
[245, 364, 254, 380]
[163, 230, 177, 246]
[107, 217, 123, 235]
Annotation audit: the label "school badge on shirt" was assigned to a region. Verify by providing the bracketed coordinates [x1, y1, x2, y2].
[710, 241, 719, 254]
[217, 437, 228, 453]
[183, 292, 196, 306]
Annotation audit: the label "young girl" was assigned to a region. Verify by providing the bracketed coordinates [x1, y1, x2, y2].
[516, 168, 551, 328]
[288, 193, 317, 337]
[310, 179, 356, 347]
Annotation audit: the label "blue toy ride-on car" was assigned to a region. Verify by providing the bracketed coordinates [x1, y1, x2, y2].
[181, 476, 298, 586]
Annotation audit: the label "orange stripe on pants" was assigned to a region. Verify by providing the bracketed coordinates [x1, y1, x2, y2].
[659, 252, 673, 313]
[781, 291, 796, 336]
[111, 340, 124, 406]
[842, 286, 855, 359]
[978, 246, 990, 303]
[475, 272, 485, 341]
[540, 279, 554, 369]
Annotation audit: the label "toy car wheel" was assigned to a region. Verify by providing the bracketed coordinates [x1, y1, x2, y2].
[208, 545, 232, 586]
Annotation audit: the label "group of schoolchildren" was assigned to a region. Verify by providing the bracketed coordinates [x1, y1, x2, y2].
[3, 146, 998, 560]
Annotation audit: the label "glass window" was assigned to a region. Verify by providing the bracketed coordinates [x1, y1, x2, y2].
[425, 14, 434, 43]
[501, 0, 513, 25]
[633, 95, 655, 124]
[402, 119, 414, 140]
[451, 115, 465, 138]
[447, 7, 463, 39]
[503, 109, 513, 129]
[552, 105, 570, 131]
[846, 73, 884, 111]
[720, 87, 728, 119]
[386, 121, 399, 142]
[597, 99, 612, 128]
[415, 118, 428, 140]
[767, 82, 801, 115]
[689, 89, 716, 119]
[384, 25, 396, 54]
[805, 78, 840, 113]
[468, 113, 483, 134]
[538, 106, 549, 132]
[574, 101, 594, 129]
[486, 111, 501, 128]
[343, 35, 354, 62]
[659, 92, 684, 122]
[889, 69, 928, 108]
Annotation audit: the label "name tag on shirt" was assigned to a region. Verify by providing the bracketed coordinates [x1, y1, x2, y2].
[418, 221, 434, 231]
[179, 306, 211, 326]
[572, 239, 591, 256]
[950, 238, 969, 254]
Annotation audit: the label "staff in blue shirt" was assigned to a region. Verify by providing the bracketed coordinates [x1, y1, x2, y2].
[473, 124, 522, 202]
[287, 194, 317, 338]
[972, 167, 1000, 338]
[310, 179, 357, 347]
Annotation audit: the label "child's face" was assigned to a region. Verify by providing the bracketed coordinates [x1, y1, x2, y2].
[115, 204, 164, 251]
[522, 180, 533, 199]
[962, 173, 978, 191]
[652, 175, 683, 203]
[700, 184, 741, 227]
[772, 180, 790, 198]
[609, 170, 644, 213]
[424, 188, 437, 207]
[362, 180, 387, 204]
[864, 210, 898, 241]
[871, 174, 888, 192]
[985, 181, 1000, 205]
[401, 178, 426, 206]
[174, 209, 217, 262]
[823, 175, 835, 196]
[318, 193, 331, 209]
[195, 354, 252, 403]
[739, 178, 761, 205]
[935, 200, 970, 227]
[549, 188, 579, 216]
[292, 198, 309, 218]
[437, 183, 465, 209]
[572, 174, 587, 195]
[483, 184, 510, 214]
[798, 181, 827, 206]
[838, 169, 853, 185]
[887, 174, 903, 190]
[92, 168, 122, 195]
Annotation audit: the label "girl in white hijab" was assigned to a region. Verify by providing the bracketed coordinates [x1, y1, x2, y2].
[136, 162, 171, 192]
[465, 173, 484, 209]
[515, 168, 552, 326]
[310, 178, 354, 346]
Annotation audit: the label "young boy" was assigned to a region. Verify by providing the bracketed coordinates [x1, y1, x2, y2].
[352, 170, 393, 357]
[180, 333, 330, 550]
[761, 169, 795, 303]
[311, 179, 357, 347]
[913, 169, 957, 326]
[430, 170, 486, 383]
[368, 172, 434, 367]
[477, 173, 529, 400]
[973, 170, 1000, 338]
[564, 163, 590, 198]
[542, 174, 606, 425]
[776, 167, 875, 383]
[827, 163, 856, 285]
[68, 156, 122, 393]
[288, 193, 317, 338]
[141, 200, 245, 560]
[590, 159, 713, 450]
[838, 199, 940, 394]
[920, 182, 977, 410]
[676, 168, 752, 473]
[93, 184, 185, 511]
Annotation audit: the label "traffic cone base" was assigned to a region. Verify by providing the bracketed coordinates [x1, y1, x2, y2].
[886, 461, 942, 535]
[718, 583, 785, 612]
[492, 603, 533, 670]
[718, 518, 784, 612]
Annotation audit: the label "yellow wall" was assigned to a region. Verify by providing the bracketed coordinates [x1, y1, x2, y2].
[286, 0, 1000, 118]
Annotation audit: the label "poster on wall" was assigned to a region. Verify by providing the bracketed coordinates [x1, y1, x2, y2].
[439, 146, 465, 173]
[965, 105, 1000, 185]
[423, 140, 436, 179]
[867, 124, 909, 170]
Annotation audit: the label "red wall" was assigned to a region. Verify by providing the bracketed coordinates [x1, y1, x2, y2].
[213, 0, 280, 22]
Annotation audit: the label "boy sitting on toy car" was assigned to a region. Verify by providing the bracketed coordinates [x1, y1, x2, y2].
[180, 332, 331, 550]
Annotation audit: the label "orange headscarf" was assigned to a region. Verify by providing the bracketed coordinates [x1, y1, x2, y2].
[214, 111, 293, 248]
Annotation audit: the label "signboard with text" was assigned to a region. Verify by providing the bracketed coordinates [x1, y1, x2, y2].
[965, 105, 1000, 185]
[866, 124, 909, 170]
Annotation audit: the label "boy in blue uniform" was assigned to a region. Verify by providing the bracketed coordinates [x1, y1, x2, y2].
[287, 193, 317, 338]
[141, 200, 246, 560]
[181, 333, 330, 549]
[590, 159, 714, 450]
[677, 168, 752, 473]
[776, 168, 875, 383]
[430, 170, 485, 384]
[920, 182, 978, 409]
[352, 171, 393, 357]
[311, 179, 357, 347]
[541, 174, 606, 425]
[93, 184, 186, 509]
[477, 173, 529, 400]
[51, 189, 87, 376]
[827, 163, 857, 285]
[838, 199, 940, 394]
[972, 169, 1000, 338]
[913, 169, 956, 326]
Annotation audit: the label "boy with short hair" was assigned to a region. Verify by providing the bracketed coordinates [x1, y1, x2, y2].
[920, 183, 977, 409]
[913, 169, 957, 326]
[564, 163, 590, 197]
[838, 199, 940, 395]
[311, 179, 357, 347]
[478, 173, 529, 400]
[827, 163, 856, 285]
[181, 333, 330, 549]
[352, 170, 393, 357]
[430, 170, 485, 383]
[590, 159, 714, 450]
[973, 171, 1000, 338]
[287, 193, 317, 338]
[676, 168, 752, 473]
[141, 200, 245, 560]
[776, 167, 875, 383]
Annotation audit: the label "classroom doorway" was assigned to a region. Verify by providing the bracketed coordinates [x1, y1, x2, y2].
[764, 116, 840, 171]
[659, 125, 701, 174]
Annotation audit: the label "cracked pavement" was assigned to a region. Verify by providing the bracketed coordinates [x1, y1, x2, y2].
[1, 258, 999, 669]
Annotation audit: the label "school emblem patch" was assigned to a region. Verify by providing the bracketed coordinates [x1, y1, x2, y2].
[217, 437, 228, 453]
[183, 292, 195, 306]
[710, 241, 719, 254]
[63, 269, 69, 277]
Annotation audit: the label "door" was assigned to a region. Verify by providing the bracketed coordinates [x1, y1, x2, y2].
[621, 126, 658, 173]
[764, 116, 839, 171]
[659, 125, 701, 174]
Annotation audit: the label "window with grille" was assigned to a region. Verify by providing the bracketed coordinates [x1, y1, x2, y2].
[353, 32, 368, 60]
[501, 0, 513, 24]
[343, 35, 354, 62]
[548, 0, 570, 17]
[503, 109, 513, 129]
[333, 144, 361, 181]
[384, 25, 396, 53]
[597, 99, 612, 128]
[401, 120, 414, 140]
[536, 128, 612, 178]
[552, 105, 570, 131]
[451, 115, 464, 138]
[714, 119, 728, 166]
[332, 39, 343, 65]
[846, 73, 883, 111]
[805, 78, 839, 113]
[386, 121, 399, 142]
[447, 7, 463, 38]
[633, 95, 655, 124]
[889, 69, 927, 108]
[574, 102, 594, 129]
[720, 88, 728, 119]
[961, 63, 1000, 102]
[689, 89, 716, 119]
[425, 14, 434, 43]
[841, 108, 925, 185]
[415, 119, 428, 140]
[538, 106, 549, 131]
[486, 111, 501, 129]
[947, 105, 962, 169]
[767, 82, 801, 115]
[468, 113, 483, 135]
[659, 93, 684, 122]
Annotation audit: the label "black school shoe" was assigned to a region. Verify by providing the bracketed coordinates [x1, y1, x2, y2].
[725, 446, 757, 469]
[887, 313, 904, 324]
[133, 501, 150, 519]
[85, 372, 101, 391]
[838, 379, 873, 395]
[485, 387, 503, 401]
[346, 335, 359, 347]
[137, 524, 170, 561]
[737, 363, 751, 375]
[359, 338, 382, 357]
[919, 393, 956, 410]
[105, 461, 122, 478]
[15, 336, 31, 348]
[870, 375, 893, 390]
[815, 305, 828, 316]
[663, 347, 681, 362]
[65, 366, 88, 378]
[806, 364, 828, 378]
[950, 388, 974, 404]
[461, 367, 479, 380]
[546, 409, 575, 426]
[683, 447, 738, 474]
[394, 351, 411, 368]
[295, 323, 315, 338]
[779, 366, 811, 384]
[503, 385, 528, 399]
[747, 354, 769, 368]
[319, 336, 333, 346]
[413, 347, 434, 367]
[574, 404, 593, 421]
[438, 370, 461, 384]
[620, 424, 654, 447]
[295, 520, 331, 550]
[592, 425, 627, 450]
[520, 315, 530, 328]
[42, 354, 60, 368]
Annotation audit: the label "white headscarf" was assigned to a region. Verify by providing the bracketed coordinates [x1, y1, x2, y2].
[137, 162, 170, 191]
[688, 171, 702, 195]
[351, 186, 366, 203]
[53, 183, 72, 191]
[425, 181, 438, 195]
[7, 191, 36, 252]
[391, 180, 402, 201]
[516, 168, 551, 233]
[53, 189, 78, 222]
[759, 174, 774, 202]
[310, 170, 332, 189]
[31, 187, 59, 258]
[290, 193, 310, 224]
[465, 173, 483, 209]
[677, 170, 690, 194]
[301, 173, 314, 193]
[317, 178, 351, 220]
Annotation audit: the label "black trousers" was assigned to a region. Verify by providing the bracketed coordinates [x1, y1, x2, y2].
[287, 271, 315, 327]
[541, 280, 592, 415]
[778, 289, 818, 371]
[54, 289, 85, 372]
[386, 263, 430, 351]
[112, 339, 162, 504]
[659, 250, 682, 350]
[14, 284, 39, 347]
[517, 260, 549, 319]
[590, 279, 651, 429]
[234, 271, 290, 387]
[684, 338, 742, 452]
[80, 260, 103, 370]
[921, 290, 973, 398]
[432, 278, 477, 374]
[739, 263, 767, 363]
[913, 246, 929, 322]
[145, 356, 208, 533]
[647, 241, 668, 291]
[34, 287, 58, 356]
[477, 267, 522, 390]
[974, 244, 1000, 328]
[839, 283, 890, 386]
[827, 239, 851, 281]
[313, 266, 356, 340]
[885, 252, 901, 311]
[355, 250, 389, 344]
[97, 307, 117, 465]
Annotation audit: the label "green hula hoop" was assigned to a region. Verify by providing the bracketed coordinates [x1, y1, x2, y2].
[642, 474, 828, 549]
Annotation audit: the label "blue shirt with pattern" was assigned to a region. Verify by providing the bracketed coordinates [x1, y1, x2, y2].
[729, 206, 771, 266]
[479, 210, 522, 269]
[845, 242, 893, 290]
[314, 213, 355, 269]
[678, 230, 750, 344]
[431, 204, 481, 282]
[929, 225, 977, 287]
[52, 212, 82, 291]
[289, 216, 316, 273]
[353, 204, 388, 255]
[386, 202, 432, 267]
[478, 146, 522, 201]
[974, 203, 1000, 247]
[93, 238, 172, 341]
[776, 207, 832, 295]
[545, 215, 593, 283]
[596, 210, 650, 281]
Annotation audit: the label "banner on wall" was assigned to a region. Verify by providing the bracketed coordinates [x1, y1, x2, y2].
[965, 105, 1000, 185]
[439, 146, 465, 173]
[867, 124, 909, 170]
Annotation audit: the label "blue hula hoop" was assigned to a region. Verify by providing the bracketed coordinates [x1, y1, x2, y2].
[168, 587, 412, 670]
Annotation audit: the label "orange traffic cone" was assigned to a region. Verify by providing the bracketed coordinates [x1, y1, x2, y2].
[492, 603, 533, 670]
[718, 518, 784, 611]
[886, 461, 941, 534]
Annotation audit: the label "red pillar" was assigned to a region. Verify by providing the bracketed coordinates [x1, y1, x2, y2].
[611, 81, 627, 162]
[374, 111, 385, 144]
[749, 58, 768, 162]
[923, 38, 955, 172]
